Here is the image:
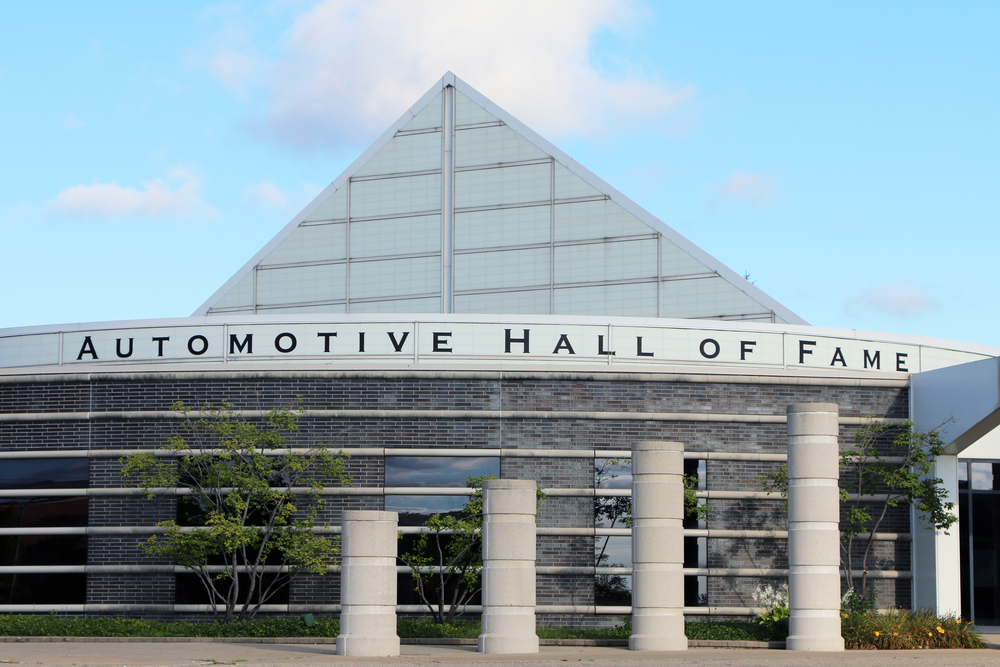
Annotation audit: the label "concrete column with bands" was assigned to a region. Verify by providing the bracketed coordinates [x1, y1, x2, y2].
[786, 403, 845, 652]
[629, 440, 688, 651]
[477, 479, 539, 654]
[336, 510, 400, 657]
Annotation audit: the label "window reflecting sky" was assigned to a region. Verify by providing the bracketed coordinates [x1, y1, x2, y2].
[595, 458, 632, 490]
[386, 495, 470, 526]
[384, 456, 499, 487]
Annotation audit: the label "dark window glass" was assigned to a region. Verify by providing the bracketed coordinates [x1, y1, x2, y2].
[0, 459, 88, 490]
[970, 492, 1000, 625]
[0, 497, 88, 528]
[384, 456, 499, 488]
[0, 534, 86, 566]
[0, 573, 85, 604]
[175, 572, 291, 605]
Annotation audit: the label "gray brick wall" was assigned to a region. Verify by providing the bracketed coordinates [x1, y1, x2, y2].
[0, 372, 911, 621]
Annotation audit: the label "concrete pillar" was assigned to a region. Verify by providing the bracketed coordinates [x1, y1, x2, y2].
[478, 479, 539, 654]
[336, 510, 400, 657]
[911, 454, 962, 616]
[629, 440, 687, 651]
[786, 403, 845, 652]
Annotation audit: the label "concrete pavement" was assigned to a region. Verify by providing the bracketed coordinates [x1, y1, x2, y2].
[0, 641, 998, 667]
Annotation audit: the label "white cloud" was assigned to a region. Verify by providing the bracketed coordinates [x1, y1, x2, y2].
[246, 180, 290, 208]
[711, 171, 777, 207]
[189, 3, 261, 93]
[252, 0, 693, 149]
[62, 112, 86, 130]
[845, 282, 937, 318]
[51, 168, 216, 220]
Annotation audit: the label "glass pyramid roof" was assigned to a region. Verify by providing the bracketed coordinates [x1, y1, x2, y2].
[195, 73, 805, 325]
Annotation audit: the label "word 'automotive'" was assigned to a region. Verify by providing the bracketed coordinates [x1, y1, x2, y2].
[59, 321, 918, 372]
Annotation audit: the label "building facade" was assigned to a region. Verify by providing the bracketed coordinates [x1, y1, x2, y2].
[2, 73, 998, 627]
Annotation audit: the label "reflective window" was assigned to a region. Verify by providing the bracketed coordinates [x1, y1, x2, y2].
[387, 495, 471, 527]
[971, 462, 999, 491]
[385, 456, 499, 527]
[385, 456, 499, 487]
[0, 459, 88, 489]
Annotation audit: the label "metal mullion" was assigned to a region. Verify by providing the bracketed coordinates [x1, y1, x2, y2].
[349, 168, 442, 183]
[550, 158, 556, 314]
[455, 200, 550, 214]
[657, 232, 662, 318]
[442, 84, 455, 313]
[346, 180, 352, 311]
[454, 157, 551, 173]
[394, 127, 442, 137]
[454, 121, 504, 131]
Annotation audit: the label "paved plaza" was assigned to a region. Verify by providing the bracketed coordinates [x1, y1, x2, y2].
[0, 641, 998, 667]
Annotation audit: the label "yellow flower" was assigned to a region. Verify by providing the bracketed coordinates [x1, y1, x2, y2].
[874, 631, 880, 637]
[893, 632, 898, 636]
[928, 632, 933, 637]
[937, 626, 945, 634]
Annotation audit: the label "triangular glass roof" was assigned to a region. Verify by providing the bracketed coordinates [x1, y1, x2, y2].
[195, 72, 805, 325]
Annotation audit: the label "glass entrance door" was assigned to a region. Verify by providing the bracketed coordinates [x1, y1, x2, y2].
[959, 461, 1000, 625]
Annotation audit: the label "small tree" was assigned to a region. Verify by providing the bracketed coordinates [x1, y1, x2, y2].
[399, 475, 546, 624]
[839, 419, 956, 594]
[760, 418, 957, 603]
[121, 401, 350, 623]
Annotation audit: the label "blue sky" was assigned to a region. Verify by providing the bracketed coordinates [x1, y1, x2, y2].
[2, 1, 997, 347]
